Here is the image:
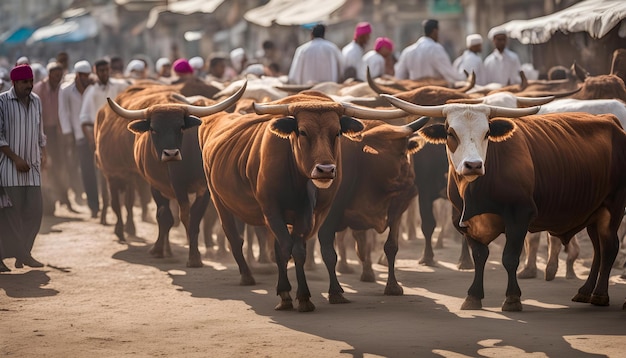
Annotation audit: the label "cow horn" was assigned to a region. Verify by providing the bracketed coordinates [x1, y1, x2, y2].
[457, 71, 476, 93]
[341, 102, 407, 120]
[107, 97, 148, 120]
[380, 94, 446, 117]
[367, 67, 400, 95]
[253, 102, 291, 115]
[405, 116, 431, 132]
[488, 105, 540, 118]
[515, 95, 555, 106]
[519, 70, 528, 90]
[186, 80, 247, 117]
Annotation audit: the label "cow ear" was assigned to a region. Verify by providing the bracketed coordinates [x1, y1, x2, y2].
[488, 118, 516, 142]
[127, 120, 150, 134]
[270, 116, 297, 139]
[340, 115, 364, 141]
[184, 115, 202, 129]
[407, 134, 426, 155]
[418, 124, 447, 144]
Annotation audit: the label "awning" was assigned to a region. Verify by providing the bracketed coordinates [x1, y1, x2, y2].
[147, 0, 226, 28]
[0, 26, 35, 46]
[27, 9, 98, 44]
[490, 0, 626, 44]
[244, 0, 347, 27]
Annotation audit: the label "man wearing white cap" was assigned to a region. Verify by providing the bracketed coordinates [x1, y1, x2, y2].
[124, 59, 147, 80]
[59, 61, 93, 213]
[188, 56, 205, 78]
[453, 34, 486, 85]
[483, 28, 521, 85]
[155, 57, 172, 84]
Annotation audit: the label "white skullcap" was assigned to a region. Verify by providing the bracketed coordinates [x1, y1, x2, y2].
[126, 59, 145, 73]
[189, 56, 204, 70]
[230, 48, 246, 72]
[155, 57, 171, 73]
[488, 28, 508, 40]
[466, 34, 483, 48]
[242, 63, 265, 77]
[46, 61, 62, 72]
[16, 56, 29, 65]
[74, 60, 92, 74]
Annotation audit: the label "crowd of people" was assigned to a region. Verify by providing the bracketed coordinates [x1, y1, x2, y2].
[0, 18, 524, 272]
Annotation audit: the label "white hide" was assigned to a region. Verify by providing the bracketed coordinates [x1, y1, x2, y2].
[538, 98, 626, 128]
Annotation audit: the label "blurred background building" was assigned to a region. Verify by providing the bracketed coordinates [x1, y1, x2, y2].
[0, 0, 622, 77]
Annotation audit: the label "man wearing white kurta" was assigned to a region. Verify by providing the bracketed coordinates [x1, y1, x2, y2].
[288, 24, 343, 85]
[395, 19, 465, 85]
[453, 34, 487, 85]
[361, 37, 394, 80]
[483, 29, 522, 85]
[341, 22, 371, 81]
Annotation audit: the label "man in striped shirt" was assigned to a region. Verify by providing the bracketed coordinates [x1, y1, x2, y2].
[0, 64, 46, 272]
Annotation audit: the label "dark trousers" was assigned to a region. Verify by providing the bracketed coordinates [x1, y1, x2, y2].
[0, 186, 42, 260]
[76, 139, 99, 214]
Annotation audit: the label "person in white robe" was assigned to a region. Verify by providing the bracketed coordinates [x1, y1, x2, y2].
[288, 24, 343, 85]
[483, 28, 522, 85]
[361, 37, 394, 80]
[453, 34, 486, 85]
[342, 22, 371, 81]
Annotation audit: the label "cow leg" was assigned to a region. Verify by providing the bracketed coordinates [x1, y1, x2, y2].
[418, 196, 437, 266]
[545, 233, 561, 281]
[335, 230, 354, 274]
[149, 188, 173, 258]
[304, 235, 316, 270]
[123, 179, 136, 237]
[501, 224, 527, 312]
[383, 218, 403, 296]
[404, 197, 419, 241]
[517, 232, 540, 279]
[99, 170, 109, 225]
[457, 236, 474, 270]
[293, 234, 315, 312]
[462, 236, 489, 310]
[353, 230, 375, 283]
[254, 226, 272, 263]
[108, 178, 126, 242]
[273, 239, 293, 310]
[202, 208, 215, 258]
[185, 192, 209, 268]
[213, 198, 255, 285]
[318, 218, 349, 304]
[136, 178, 154, 224]
[565, 235, 580, 280]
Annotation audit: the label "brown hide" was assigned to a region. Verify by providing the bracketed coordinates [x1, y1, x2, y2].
[396, 86, 473, 106]
[571, 74, 626, 102]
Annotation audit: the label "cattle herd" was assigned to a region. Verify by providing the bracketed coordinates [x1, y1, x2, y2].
[94, 49, 626, 313]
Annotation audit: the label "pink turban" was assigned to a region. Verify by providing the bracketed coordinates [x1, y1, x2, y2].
[10, 64, 33, 81]
[374, 37, 394, 52]
[354, 22, 372, 39]
[172, 58, 193, 74]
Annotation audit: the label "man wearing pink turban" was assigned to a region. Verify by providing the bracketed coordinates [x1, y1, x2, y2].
[361, 37, 394, 80]
[341, 22, 372, 81]
[0, 64, 47, 271]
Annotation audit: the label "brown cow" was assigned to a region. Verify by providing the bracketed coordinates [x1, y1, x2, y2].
[384, 94, 626, 312]
[105, 83, 246, 267]
[198, 91, 407, 312]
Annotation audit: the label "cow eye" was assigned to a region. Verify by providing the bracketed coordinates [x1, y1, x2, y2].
[299, 129, 307, 137]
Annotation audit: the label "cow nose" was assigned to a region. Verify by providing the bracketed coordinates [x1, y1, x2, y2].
[161, 149, 182, 162]
[462, 160, 483, 175]
[312, 164, 336, 178]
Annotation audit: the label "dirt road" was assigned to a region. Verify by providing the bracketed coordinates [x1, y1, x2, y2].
[1, 204, 626, 357]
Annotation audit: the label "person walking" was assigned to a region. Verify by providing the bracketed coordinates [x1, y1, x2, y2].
[79, 59, 128, 219]
[362, 37, 394, 80]
[453, 34, 486, 85]
[483, 29, 522, 85]
[288, 24, 343, 85]
[0, 64, 47, 271]
[394, 19, 465, 85]
[342, 22, 372, 81]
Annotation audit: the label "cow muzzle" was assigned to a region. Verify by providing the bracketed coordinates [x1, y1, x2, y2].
[460, 160, 484, 179]
[311, 164, 336, 189]
[161, 149, 182, 162]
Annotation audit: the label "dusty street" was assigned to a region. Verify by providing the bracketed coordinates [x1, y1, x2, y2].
[1, 203, 626, 357]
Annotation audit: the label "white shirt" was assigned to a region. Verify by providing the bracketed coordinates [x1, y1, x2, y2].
[342, 41, 365, 80]
[59, 81, 89, 141]
[483, 48, 522, 85]
[288, 38, 344, 85]
[79, 78, 129, 125]
[453, 50, 487, 85]
[361, 50, 386, 80]
[0, 88, 46, 186]
[394, 36, 464, 84]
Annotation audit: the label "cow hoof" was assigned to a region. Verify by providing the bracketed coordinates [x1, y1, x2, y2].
[461, 296, 482, 310]
[517, 267, 537, 279]
[124, 223, 136, 236]
[457, 259, 474, 271]
[100, 215, 107, 226]
[590, 294, 610, 306]
[240, 274, 256, 286]
[142, 213, 156, 224]
[360, 269, 376, 282]
[502, 296, 523, 312]
[419, 256, 436, 267]
[545, 265, 558, 281]
[149, 247, 164, 258]
[186, 258, 203, 268]
[275, 292, 293, 310]
[336, 262, 354, 274]
[328, 293, 351, 304]
[304, 262, 316, 271]
[297, 298, 316, 312]
[384, 283, 404, 296]
[258, 254, 272, 264]
[565, 270, 578, 280]
[572, 292, 591, 303]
